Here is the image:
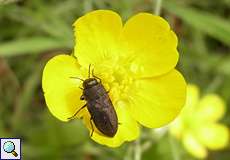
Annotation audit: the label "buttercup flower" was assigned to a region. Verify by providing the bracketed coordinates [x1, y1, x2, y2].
[42, 10, 186, 147]
[170, 84, 229, 159]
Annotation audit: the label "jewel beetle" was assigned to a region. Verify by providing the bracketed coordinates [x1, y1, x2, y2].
[69, 65, 118, 137]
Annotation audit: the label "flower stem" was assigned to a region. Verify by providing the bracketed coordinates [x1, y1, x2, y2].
[154, 0, 163, 15]
[134, 139, 142, 160]
[169, 135, 181, 160]
[83, 0, 93, 13]
[125, 146, 132, 160]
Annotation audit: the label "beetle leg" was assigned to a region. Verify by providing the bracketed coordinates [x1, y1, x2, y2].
[69, 76, 84, 81]
[90, 117, 94, 137]
[79, 87, 84, 90]
[68, 104, 87, 120]
[80, 95, 85, 100]
[106, 88, 111, 94]
[92, 68, 101, 83]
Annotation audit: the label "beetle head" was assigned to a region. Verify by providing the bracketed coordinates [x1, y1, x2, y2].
[83, 78, 98, 89]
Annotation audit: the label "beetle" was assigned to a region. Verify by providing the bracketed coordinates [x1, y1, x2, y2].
[68, 65, 118, 137]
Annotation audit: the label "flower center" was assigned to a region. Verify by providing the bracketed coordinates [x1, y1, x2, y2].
[96, 57, 136, 104]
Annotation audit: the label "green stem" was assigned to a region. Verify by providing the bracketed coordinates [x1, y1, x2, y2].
[83, 0, 93, 13]
[154, 0, 163, 15]
[134, 139, 142, 160]
[169, 135, 181, 160]
[124, 145, 133, 160]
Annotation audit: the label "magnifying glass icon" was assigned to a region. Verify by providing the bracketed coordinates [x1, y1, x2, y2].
[3, 141, 18, 157]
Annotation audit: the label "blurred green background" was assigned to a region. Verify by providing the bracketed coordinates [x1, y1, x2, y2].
[0, 0, 230, 159]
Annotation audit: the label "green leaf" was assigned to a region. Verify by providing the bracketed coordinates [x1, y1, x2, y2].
[217, 56, 230, 75]
[0, 37, 73, 56]
[163, 1, 230, 47]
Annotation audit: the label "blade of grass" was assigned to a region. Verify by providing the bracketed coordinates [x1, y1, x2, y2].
[0, 37, 73, 57]
[11, 62, 43, 131]
[163, 1, 230, 47]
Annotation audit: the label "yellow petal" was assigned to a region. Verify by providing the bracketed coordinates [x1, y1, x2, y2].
[182, 132, 207, 159]
[128, 69, 186, 128]
[42, 55, 85, 121]
[73, 10, 122, 67]
[179, 84, 200, 120]
[82, 101, 140, 147]
[122, 13, 178, 77]
[169, 118, 183, 139]
[196, 123, 229, 150]
[185, 84, 200, 108]
[197, 94, 226, 122]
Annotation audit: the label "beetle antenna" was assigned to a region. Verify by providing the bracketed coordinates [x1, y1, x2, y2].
[88, 64, 91, 78]
[70, 76, 84, 81]
[92, 68, 101, 83]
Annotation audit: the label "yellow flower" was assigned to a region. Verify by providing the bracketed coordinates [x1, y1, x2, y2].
[42, 10, 186, 147]
[170, 84, 229, 159]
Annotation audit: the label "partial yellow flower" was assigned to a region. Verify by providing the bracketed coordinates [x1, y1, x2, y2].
[170, 84, 229, 159]
[42, 10, 186, 147]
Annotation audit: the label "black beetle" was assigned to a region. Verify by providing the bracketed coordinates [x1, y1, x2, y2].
[69, 65, 118, 137]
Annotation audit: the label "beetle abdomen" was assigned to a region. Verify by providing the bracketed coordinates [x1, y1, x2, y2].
[83, 80, 118, 137]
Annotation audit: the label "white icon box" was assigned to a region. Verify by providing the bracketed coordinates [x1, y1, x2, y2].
[0, 138, 21, 160]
